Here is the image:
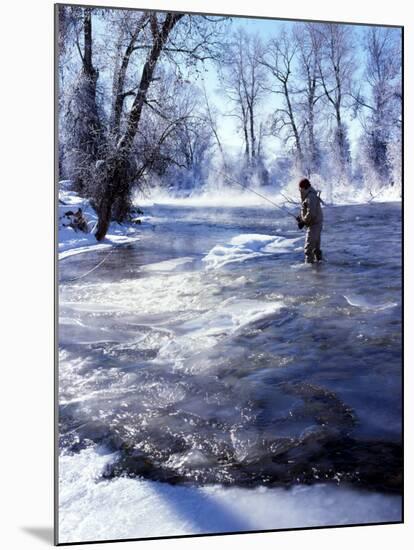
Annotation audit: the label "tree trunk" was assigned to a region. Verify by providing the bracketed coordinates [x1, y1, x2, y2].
[110, 15, 148, 139]
[94, 154, 130, 240]
[83, 9, 94, 74]
[119, 13, 183, 153]
[308, 95, 319, 172]
[95, 13, 184, 240]
[243, 122, 250, 162]
[95, 195, 112, 241]
[249, 104, 256, 161]
[284, 82, 303, 168]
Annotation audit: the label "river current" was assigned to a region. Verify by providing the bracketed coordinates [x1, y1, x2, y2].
[58, 201, 402, 500]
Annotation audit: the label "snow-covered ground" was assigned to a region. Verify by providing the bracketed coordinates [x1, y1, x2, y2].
[58, 446, 401, 544]
[58, 183, 141, 261]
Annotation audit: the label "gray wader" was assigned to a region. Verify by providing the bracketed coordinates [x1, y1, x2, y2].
[304, 222, 323, 263]
[300, 186, 324, 263]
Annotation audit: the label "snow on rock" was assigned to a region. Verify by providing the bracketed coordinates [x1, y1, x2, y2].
[203, 233, 301, 269]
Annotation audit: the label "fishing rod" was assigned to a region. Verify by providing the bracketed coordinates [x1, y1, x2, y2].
[216, 170, 298, 220]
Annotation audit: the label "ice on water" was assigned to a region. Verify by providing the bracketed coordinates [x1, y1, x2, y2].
[203, 233, 301, 269]
[343, 294, 398, 311]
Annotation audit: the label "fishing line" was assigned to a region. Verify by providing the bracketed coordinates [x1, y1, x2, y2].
[59, 202, 154, 283]
[59, 224, 142, 283]
[216, 170, 298, 219]
[61, 246, 117, 283]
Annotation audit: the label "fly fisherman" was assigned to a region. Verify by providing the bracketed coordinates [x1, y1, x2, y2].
[296, 178, 323, 263]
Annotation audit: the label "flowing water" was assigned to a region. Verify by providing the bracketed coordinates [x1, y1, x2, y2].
[58, 201, 402, 539]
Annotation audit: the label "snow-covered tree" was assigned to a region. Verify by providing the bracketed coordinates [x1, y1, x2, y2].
[219, 29, 268, 177]
[60, 7, 105, 194]
[353, 27, 402, 186]
[315, 23, 355, 178]
[294, 23, 324, 175]
[261, 30, 304, 171]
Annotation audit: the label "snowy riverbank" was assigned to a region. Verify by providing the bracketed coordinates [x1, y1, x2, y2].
[58, 445, 401, 543]
[58, 183, 141, 261]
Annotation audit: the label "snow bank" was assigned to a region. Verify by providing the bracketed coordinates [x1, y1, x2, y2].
[328, 184, 401, 206]
[58, 186, 141, 261]
[281, 174, 401, 206]
[203, 233, 301, 269]
[58, 446, 402, 543]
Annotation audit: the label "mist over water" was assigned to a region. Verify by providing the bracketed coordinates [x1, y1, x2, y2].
[59, 201, 402, 535]
[136, 172, 402, 210]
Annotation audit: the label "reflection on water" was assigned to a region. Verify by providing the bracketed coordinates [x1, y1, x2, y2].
[58, 202, 402, 493]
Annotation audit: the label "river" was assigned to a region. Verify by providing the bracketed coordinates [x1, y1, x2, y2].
[58, 201, 402, 543]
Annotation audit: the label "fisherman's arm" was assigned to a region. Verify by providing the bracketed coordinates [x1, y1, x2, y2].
[296, 201, 311, 228]
[302, 195, 318, 225]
